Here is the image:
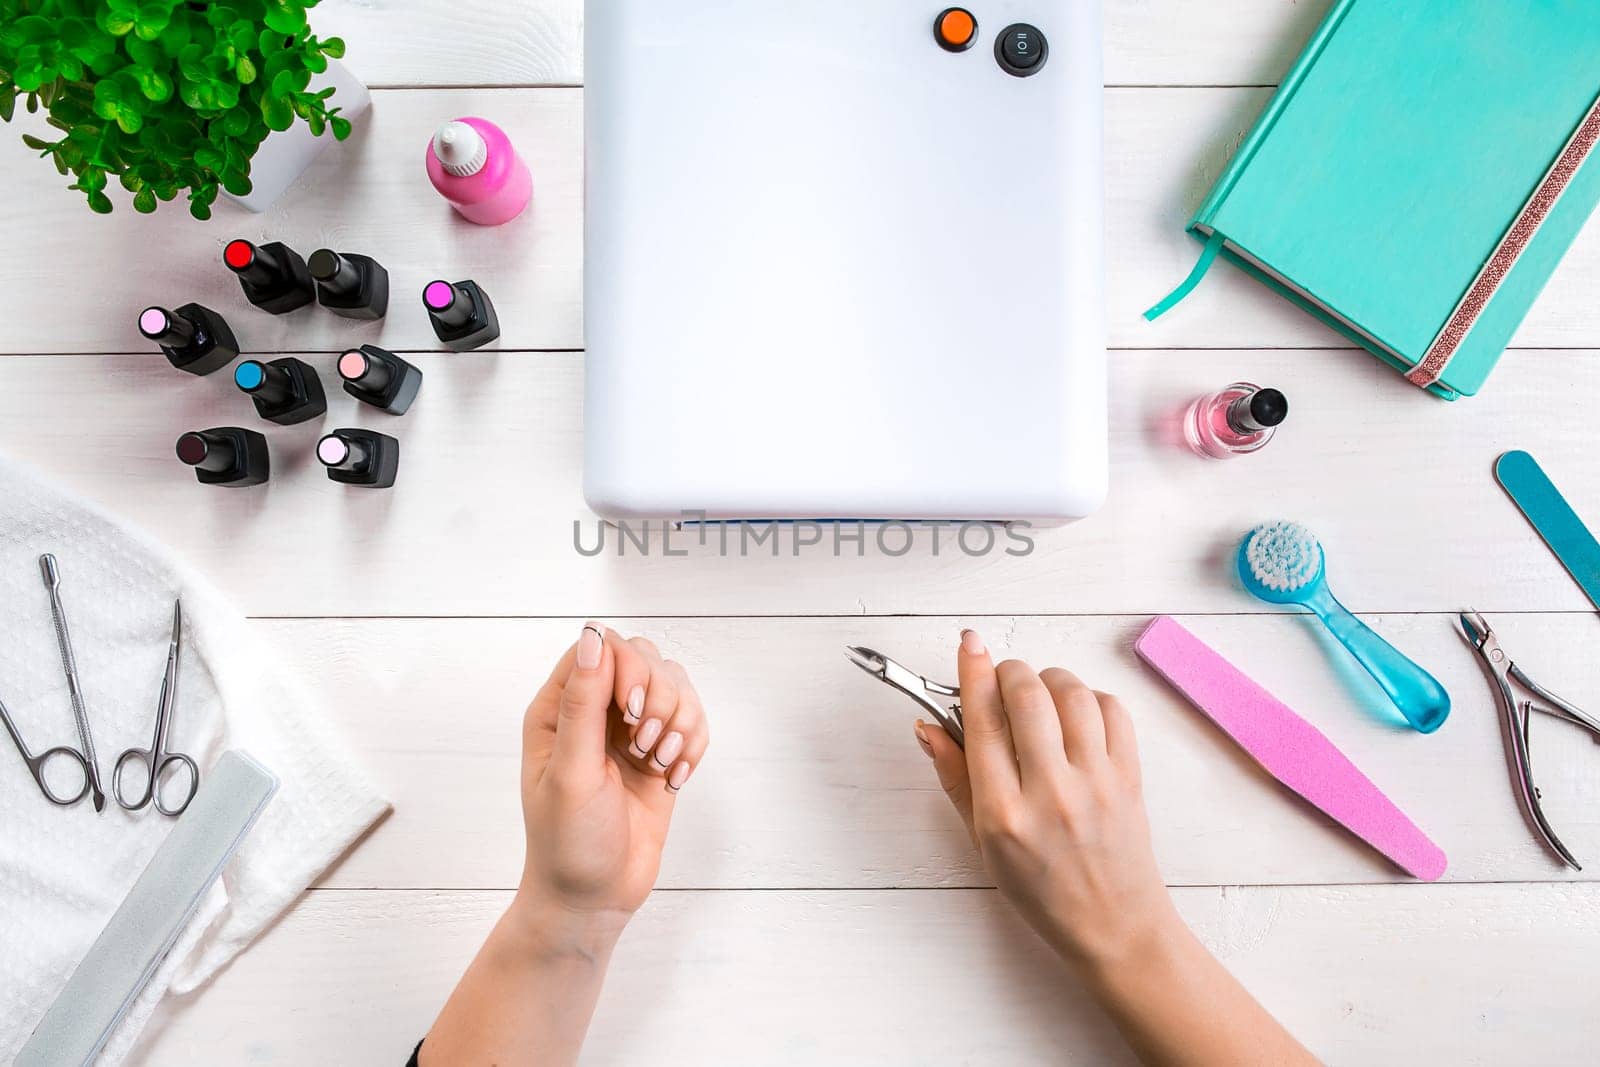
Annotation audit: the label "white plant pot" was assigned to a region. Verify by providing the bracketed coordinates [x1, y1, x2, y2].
[224, 58, 370, 212]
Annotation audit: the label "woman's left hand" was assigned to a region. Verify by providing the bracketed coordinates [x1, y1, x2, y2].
[515, 623, 711, 936]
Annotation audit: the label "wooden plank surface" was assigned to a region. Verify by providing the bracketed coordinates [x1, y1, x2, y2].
[6, 87, 1600, 357]
[285, 615, 1600, 890]
[6, 2, 1600, 1062]
[139, 883, 1600, 1065]
[308, 0, 1329, 89]
[1, 348, 1597, 618]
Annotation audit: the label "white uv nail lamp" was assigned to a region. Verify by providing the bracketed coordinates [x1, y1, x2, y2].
[584, 0, 1106, 523]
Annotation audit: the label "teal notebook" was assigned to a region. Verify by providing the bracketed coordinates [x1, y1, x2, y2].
[1148, 0, 1600, 399]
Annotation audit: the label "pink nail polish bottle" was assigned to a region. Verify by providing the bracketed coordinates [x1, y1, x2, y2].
[1183, 382, 1288, 459]
[426, 117, 533, 226]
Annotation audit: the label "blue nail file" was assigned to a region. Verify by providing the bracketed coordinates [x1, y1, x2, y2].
[1496, 451, 1600, 611]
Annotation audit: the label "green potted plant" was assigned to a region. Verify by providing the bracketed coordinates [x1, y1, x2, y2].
[0, 0, 364, 218]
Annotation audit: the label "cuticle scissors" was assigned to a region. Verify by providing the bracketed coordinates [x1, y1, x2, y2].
[1458, 611, 1600, 871]
[0, 694, 93, 807]
[845, 646, 965, 749]
[113, 600, 199, 817]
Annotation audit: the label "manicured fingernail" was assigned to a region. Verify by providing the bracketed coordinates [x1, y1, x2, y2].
[961, 629, 985, 656]
[653, 731, 685, 768]
[914, 720, 935, 758]
[625, 686, 644, 723]
[666, 761, 691, 792]
[634, 717, 663, 755]
[578, 622, 603, 670]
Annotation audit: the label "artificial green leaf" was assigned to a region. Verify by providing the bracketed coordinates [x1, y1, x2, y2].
[303, 50, 326, 73]
[156, 14, 189, 53]
[318, 36, 345, 58]
[0, 88, 13, 122]
[132, 67, 172, 101]
[26, 91, 41, 113]
[305, 109, 323, 135]
[192, 144, 223, 171]
[13, 16, 54, 44]
[220, 168, 250, 196]
[261, 1, 307, 36]
[87, 50, 123, 76]
[132, 4, 174, 42]
[188, 197, 210, 219]
[53, 151, 68, 174]
[267, 68, 295, 100]
[78, 167, 107, 192]
[133, 185, 157, 212]
[12, 66, 46, 92]
[97, 8, 135, 36]
[88, 189, 113, 213]
[91, 79, 125, 119]
[121, 169, 142, 190]
[235, 54, 256, 83]
[178, 43, 206, 79]
[260, 93, 293, 131]
[115, 107, 142, 133]
[328, 114, 351, 140]
[57, 55, 84, 80]
[220, 106, 250, 135]
[59, 17, 91, 50]
[124, 34, 163, 67]
[21, 133, 53, 150]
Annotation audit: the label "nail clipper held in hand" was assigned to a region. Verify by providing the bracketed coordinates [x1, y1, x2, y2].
[845, 646, 965, 749]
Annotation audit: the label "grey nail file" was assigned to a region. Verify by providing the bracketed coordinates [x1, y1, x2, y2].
[18, 751, 279, 1067]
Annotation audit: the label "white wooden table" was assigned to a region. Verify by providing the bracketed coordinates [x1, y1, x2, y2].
[4, 2, 1599, 1062]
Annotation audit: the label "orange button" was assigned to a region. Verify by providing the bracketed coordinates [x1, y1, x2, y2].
[936, 8, 977, 51]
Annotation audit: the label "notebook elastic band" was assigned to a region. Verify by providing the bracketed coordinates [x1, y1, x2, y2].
[1143, 231, 1226, 321]
[1408, 90, 1600, 389]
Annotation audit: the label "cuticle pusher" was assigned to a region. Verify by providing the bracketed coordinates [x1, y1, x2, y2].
[39, 554, 105, 811]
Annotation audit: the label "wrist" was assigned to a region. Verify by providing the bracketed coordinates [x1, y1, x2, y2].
[1052, 898, 1187, 979]
[1075, 903, 1193, 992]
[503, 890, 630, 964]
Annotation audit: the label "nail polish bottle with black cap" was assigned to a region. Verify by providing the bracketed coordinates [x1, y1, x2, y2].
[176, 428, 271, 487]
[422, 279, 500, 350]
[317, 429, 400, 488]
[1184, 383, 1289, 459]
[338, 346, 423, 415]
[139, 304, 239, 376]
[234, 357, 328, 426]
[310, 248, 390, 320]
[224, 239, 316, 314]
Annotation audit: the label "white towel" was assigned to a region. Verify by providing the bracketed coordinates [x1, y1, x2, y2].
[0, 455, 390, 1063]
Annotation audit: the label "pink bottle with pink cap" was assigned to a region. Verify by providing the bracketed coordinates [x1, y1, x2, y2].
[426, 117, 533, 225]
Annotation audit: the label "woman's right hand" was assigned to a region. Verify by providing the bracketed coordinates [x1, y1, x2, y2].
[914, 629, 1180, 971]
[916, 630, 1318, 1065]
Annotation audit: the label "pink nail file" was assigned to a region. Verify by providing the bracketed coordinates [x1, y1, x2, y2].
[1135, 616, 1448, 882]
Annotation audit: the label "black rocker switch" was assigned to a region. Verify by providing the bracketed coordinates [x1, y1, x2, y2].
[997, 24, 1048, 76]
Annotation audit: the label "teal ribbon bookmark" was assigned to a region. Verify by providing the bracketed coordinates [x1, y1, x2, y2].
[1495, 450, 1600, 611]
[1144, 230, 1226, 321]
